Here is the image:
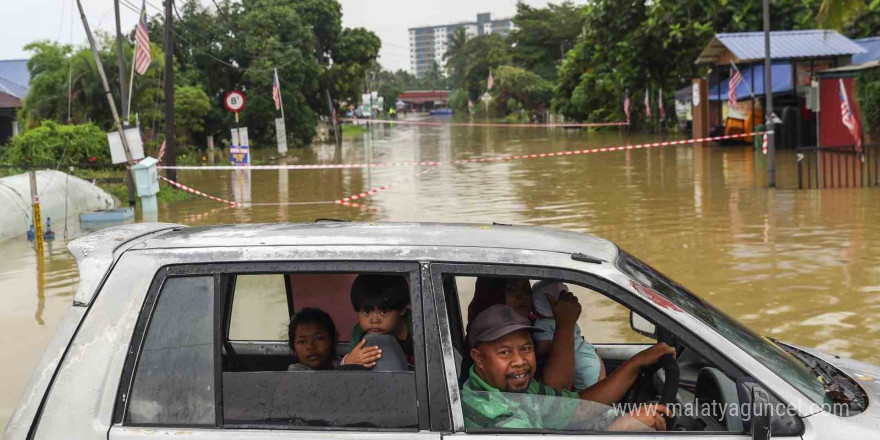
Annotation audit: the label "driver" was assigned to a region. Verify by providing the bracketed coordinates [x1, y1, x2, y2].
[462, 304, 675, 431]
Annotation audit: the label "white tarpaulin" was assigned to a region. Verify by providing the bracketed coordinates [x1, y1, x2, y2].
[0, 170, 115, 243]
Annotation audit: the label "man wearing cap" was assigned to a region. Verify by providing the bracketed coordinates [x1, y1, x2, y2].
[463, 304, 675, 431]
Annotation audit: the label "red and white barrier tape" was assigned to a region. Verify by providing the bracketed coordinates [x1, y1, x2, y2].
[339, 117, 628, 128]
[160, 176, 240, 207]
[334, 168, 433, 204]
[160, 131, 771, 172]
[160, 161, 442, 171]
[449, 131, 773, 165]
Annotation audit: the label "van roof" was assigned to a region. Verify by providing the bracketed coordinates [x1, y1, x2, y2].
[137, 222, 618, 261]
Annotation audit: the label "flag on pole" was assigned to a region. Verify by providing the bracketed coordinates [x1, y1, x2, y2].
[487, 72, 494, 90]
[838, 78, 862, 154]
[658, 89, 665, 121]
[728, 63, 743, 110]
[272, 68, 282, 111]
[623, 91, 631, 124]
[157, 139, 166, 163]
[644, 87, 651, 119]
[134, 1, 151, 75]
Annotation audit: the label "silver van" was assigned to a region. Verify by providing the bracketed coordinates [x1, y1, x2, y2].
[5, 222, 880, 440]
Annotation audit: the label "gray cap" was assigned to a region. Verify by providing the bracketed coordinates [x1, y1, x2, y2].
[468, 304, 542, 348]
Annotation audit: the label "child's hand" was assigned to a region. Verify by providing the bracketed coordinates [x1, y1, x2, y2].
[344, 339, 382, 368]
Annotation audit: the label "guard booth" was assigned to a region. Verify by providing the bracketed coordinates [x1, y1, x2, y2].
[691, 30, 865, 149]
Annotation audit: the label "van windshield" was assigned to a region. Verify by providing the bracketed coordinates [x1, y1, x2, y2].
[616, 250, 833, 408]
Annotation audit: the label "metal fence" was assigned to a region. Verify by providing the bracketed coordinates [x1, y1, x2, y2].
[796, 144, 880, 189]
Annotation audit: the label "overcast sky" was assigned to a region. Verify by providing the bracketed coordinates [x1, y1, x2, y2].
[0, 0, 568, 73]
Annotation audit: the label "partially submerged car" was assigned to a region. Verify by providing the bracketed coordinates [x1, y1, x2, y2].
[5, 222, 880, 439]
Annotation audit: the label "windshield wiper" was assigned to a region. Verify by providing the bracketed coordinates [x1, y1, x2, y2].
[770, 339, 863, 409]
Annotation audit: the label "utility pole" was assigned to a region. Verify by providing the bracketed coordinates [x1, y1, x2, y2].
[164, 0, 177, 181]
[74, 0, 134, 165]
[114, 0, 137, 206]
[763, 0, 776, 187]
[114, 0, 129, 126]
[314, 39, 340, 146]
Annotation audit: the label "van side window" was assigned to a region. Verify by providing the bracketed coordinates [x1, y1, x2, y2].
[229, 274, 289, 341]
[127, 276, 216, 425]
[222, 271, 421, 429]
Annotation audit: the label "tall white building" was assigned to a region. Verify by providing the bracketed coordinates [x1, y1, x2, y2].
[409, 13, 515, 78]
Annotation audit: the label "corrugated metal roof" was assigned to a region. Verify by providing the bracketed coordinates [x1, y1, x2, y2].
[0, 91, 23, 109]
[854, 37, 880, 64]
[696, 30, 866, 64]
[0, 59, 30, 98]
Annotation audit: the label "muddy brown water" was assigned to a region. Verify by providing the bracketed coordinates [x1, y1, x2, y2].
[2, 119, 879, 429]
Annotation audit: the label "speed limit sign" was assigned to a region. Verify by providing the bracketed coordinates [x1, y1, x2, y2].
[224, 90, 246, 113]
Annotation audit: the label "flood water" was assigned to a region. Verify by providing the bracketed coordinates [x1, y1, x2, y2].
[2, 118, 880, 428]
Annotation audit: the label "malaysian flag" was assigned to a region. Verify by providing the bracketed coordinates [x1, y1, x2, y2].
[658, 89, 665, 121]
[728, 63, 743, 110]
[272, 68, 282, 111]
[487, 72, 494, 90]
[157, 139, 166, 163]
[623, 91, 631, 124]
[644, 87, 651, 119]
[839, 78, 862, 153]
[134, 1, 151, 75]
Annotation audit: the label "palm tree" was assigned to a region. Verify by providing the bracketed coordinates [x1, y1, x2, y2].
[443, 27, 469, 72]
[817, 0, 865, 29]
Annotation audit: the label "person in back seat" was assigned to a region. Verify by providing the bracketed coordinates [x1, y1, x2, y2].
[287, 308, 341, 371]
[342, 274, 414, 368]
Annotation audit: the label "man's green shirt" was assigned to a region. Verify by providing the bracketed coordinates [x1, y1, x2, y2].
[461, 365, 582, 430]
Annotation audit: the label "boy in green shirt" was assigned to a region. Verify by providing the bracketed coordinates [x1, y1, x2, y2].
[342, 274, 414, 368]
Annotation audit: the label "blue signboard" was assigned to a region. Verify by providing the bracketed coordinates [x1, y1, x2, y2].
[230, 128, 250, 166]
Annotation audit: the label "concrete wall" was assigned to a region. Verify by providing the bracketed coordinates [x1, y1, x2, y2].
[0, 170, 115, 243]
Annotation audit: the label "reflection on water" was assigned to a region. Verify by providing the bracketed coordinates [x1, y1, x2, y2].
[1, 119, 879, 428]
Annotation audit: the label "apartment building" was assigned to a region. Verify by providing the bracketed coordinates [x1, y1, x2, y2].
[408, 13, 515, 78]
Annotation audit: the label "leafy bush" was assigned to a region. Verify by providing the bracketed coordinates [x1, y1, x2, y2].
[489, 65, 553, 118]
[1, 121, 110, 165]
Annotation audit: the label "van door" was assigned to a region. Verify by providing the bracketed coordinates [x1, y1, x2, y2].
[110, 262, 440, 440]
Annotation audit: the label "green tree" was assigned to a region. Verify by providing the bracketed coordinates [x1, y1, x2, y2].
[509, 2, 585, 80]
[818, 0, 866, 29]
[489, 65, 553, 118]
[443, 27, 469, 79]
[445, 34, 511, 101]
[553, 0, 822, 125]
[174, 86, 211, 145]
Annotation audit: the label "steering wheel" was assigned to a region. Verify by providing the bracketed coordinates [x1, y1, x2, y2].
[624, 353, 679, 430]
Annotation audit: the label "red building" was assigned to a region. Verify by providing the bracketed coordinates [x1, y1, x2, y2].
[816, 62, 875, 148]
[398, 90, 450, 112]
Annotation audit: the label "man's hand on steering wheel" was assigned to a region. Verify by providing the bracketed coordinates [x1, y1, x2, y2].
[627, 403, 672, 431]
[631, 342, 676, 368]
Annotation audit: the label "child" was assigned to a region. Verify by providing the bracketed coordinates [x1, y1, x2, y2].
[531, 280, 605, 391]
[342, 274, 414, 368]
[287, 308, 340, 371]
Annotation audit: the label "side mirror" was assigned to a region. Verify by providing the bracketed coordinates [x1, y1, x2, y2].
[750, 385, 772, 440]
[630, 311, 656, 339]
